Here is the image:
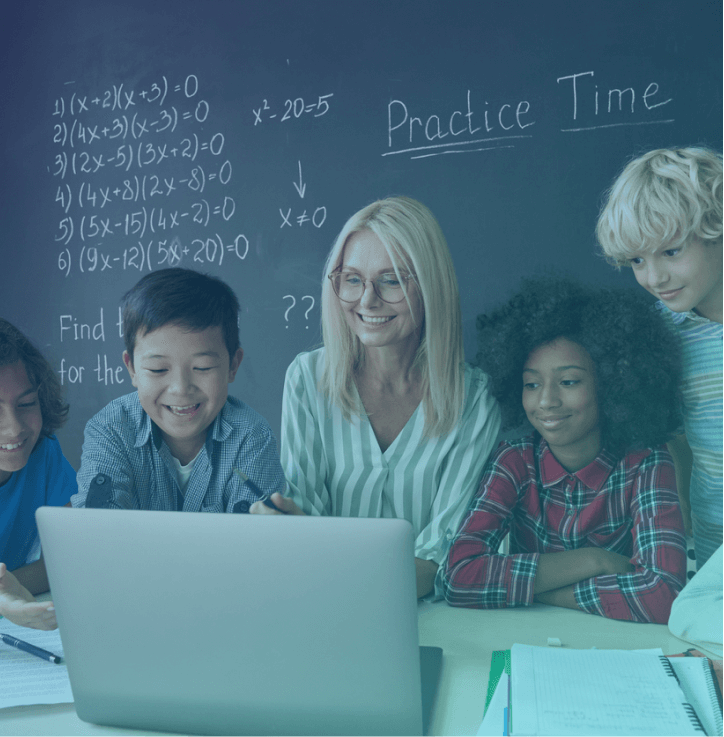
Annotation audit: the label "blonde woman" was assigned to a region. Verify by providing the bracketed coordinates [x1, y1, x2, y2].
[252, 196, 500, 597]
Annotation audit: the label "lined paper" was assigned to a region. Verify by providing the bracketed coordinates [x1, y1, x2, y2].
[511, 645, 704, 736]
[0, 618, 73, 707]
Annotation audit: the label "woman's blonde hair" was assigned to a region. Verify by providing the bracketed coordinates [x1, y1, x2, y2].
[320, 196, 464, 438]
[596, 146, 722, 267]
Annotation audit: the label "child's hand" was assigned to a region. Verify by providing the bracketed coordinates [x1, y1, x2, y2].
[595, 549, 636, 576]
[249, 493, 305, 516]
[0, 563, 57, 631]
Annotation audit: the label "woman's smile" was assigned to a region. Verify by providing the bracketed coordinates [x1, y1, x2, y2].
[357, 314, 395, 325]
[340, 230, 423, 354]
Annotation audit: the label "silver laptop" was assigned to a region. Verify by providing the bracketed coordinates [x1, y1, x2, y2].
[37, 507, 441, 735]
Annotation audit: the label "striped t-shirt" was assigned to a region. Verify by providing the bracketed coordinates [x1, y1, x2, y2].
[658, 302, 723, 567]
[280, 349, 501, 595]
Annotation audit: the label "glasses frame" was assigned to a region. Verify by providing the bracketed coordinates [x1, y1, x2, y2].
[327, 269, 416, 304]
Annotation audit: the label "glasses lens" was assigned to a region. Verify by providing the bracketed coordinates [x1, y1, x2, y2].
[333, 273, 363, 302]
[375, 274, 406, 303]
[331, 272, 410, 303]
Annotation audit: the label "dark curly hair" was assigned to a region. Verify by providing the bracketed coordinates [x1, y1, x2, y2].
[0, 318, 69, 438]
[476, 277, 682, 457]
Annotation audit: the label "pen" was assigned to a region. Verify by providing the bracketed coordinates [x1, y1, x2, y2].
[233, 469, 284, 513]
[0, 632, 61, 664]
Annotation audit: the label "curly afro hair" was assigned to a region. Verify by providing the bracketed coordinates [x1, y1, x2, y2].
[476, 277, 682, 458]
[0, 318, 69, 438]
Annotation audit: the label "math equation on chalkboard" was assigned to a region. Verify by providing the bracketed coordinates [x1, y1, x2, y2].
[50, 74, 256, 277]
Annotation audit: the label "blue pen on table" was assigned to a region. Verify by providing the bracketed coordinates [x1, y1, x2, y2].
[233, 469, 284, 513]
[0, 632, 61, 664]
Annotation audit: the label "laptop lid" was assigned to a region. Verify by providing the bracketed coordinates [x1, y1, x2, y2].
[37, 507, 425, 736]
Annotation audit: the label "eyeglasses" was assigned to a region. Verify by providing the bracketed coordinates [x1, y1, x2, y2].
[328, 270, 416, 304]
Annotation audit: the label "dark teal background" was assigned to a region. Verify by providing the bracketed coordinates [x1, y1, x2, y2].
[1, 0, 721, 468]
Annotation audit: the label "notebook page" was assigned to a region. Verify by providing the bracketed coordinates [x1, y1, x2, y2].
[670, 657, 723, 737]
[511, 644, 704, 736]
[0, 617, 73, 707]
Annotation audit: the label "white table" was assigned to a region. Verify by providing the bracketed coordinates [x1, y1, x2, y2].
[418, 600, 708, 735]
[0, 601, 705, 736]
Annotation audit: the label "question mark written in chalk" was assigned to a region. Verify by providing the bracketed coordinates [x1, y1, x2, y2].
[283, 295, 296, 328]
[301, 296, 315, 328]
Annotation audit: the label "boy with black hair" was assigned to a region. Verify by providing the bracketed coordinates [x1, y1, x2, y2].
[72, 268, 286, 512]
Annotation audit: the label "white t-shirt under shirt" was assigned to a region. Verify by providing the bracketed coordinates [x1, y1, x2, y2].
[169, 450, 202, 497]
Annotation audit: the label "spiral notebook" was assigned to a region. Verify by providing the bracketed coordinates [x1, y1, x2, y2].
[510, 644, 714, 736]
[670, 657, 723, 737]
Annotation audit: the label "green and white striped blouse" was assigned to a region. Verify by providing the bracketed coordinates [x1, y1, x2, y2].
[280, 348, 501, 595]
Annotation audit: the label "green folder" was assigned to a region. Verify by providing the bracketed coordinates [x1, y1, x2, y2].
[484, 649, 511, 717]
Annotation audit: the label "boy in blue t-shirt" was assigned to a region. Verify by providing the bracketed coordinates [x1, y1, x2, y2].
[72, 267, 286, 513]
[0, 319, 77, 630]
[596, 147, 722, 569]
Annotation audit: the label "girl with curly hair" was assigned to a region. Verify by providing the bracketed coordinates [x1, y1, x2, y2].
[442, 278, 687, 623]
[0, 318, 76, 630]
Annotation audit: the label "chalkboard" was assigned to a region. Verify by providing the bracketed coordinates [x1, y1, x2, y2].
[1, 0, 721, 470]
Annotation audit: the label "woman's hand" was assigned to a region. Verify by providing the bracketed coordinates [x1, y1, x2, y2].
[0, 563, 57, 630]
[249, 493, 306, 516]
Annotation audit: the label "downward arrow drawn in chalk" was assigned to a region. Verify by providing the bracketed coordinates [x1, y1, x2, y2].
[293, 160, 306, 198]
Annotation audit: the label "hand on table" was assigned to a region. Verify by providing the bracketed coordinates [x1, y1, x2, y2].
[0, 563, 57, 630]
[249, 492, 306, 516]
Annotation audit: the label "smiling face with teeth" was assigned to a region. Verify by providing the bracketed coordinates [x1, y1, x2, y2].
[339, 229, 424, 357]
[0, 361, 43, 485]
[123, 323, 243, 465]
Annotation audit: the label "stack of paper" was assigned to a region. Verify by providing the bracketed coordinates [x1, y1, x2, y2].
[479, 645, 721, 736]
